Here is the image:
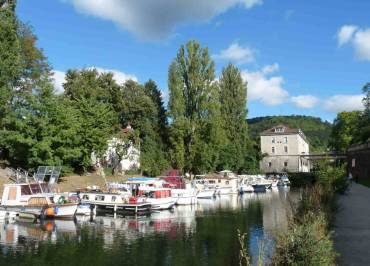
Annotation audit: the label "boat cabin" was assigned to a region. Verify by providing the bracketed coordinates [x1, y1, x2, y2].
[1, 183, 51, 206]
[138, 188, 172, 199]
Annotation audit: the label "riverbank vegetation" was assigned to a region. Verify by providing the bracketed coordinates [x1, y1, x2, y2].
[272, 160, 347, 265]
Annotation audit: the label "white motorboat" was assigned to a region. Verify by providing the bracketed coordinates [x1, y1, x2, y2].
[171, 188, 197, 205]
[1, 183, 78, 219]
[199, 171, 239, 195]
[193, 178, 216, 198]
[137, 188, 176, 210]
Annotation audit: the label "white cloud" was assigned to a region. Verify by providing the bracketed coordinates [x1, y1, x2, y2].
[337, 25, 370, 61]
[52, 68, 137, 93]
[214, 42, 254, 64]
[262, 63, 279, 74]
[241, 64, 289, 105]
[64, 0, 262, 40]
[324, 94, 364, 113]
[337, 25, 358, 46]
[291, 95, 319, 109]
[52, 70, 66, 94]
[352, 28, 370, 61]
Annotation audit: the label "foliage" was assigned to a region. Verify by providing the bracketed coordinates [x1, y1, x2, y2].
[218, 64, 250, 172]
[168, 40, 222, 174]
[274, 161, 347, 265]
[314, 159, 348, 194]
[273, 213, 336, 266]
[237, 230, 251, 266]
[329, 111, 361, 151]
[0, 0, 20, 127]
[248, 115, 332, 152]
[121, 80, 169, 176]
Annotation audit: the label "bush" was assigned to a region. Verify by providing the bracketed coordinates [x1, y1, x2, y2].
[315, 160, 348, 194]
[273, 213, 336, 266]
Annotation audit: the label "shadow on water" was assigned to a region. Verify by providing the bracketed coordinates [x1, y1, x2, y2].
[0, 188, 296, 266]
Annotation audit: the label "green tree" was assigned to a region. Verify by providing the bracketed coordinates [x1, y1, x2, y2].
[144, 79, 168, 144]
[0, 0, 20, 128]
[168, 40, 221, 174]
[355, 83, 370, 143]
[218, 64, 249, 172]
[121, 80, 168, 176]
[329, 111, 361, 151]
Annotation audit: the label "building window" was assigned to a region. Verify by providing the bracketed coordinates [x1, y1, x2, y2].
[272, 137, 275, 143]
[272, 147, 275, 154]
[284, 137, 288, 143]
[284, 161, 288, 167]
[268, 162, 272, 167]
[284, 146, 288, 153]
[275, 127, 284, 133]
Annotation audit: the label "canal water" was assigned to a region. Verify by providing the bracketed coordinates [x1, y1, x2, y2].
[0, 188, 296, 266]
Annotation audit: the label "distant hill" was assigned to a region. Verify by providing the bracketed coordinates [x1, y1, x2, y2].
[247, 115, 332, 151]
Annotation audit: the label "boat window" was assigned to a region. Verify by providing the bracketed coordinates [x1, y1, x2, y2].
[95, 195, 105, 201]
[21, 185, 32, 195]
[111, 196, 116, 202]
[218, 179, 221, 183]
[29, 183, 50, 194]
[8, 187, 17, 200]
[209, 180, 215, 184]
[226, 181, 229, 185]
[82, 195, 89, 200]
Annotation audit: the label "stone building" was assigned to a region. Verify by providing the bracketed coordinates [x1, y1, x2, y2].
[260, 124, 310, 173]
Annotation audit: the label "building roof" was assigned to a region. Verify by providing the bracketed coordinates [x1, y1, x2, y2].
[260, 124, 309, 143]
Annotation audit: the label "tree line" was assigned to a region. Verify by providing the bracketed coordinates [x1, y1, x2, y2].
[0, 1, 260, 176]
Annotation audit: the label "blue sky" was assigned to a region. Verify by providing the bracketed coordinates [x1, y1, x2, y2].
[17, 0, 370, 121]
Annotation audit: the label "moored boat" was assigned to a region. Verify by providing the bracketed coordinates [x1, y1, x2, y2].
[1, 183, 78, 219]
[171, 188, 197, 205]
[137, 188, 176, 210]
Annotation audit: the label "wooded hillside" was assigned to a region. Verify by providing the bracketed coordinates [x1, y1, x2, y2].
[247, 115, 332, 151]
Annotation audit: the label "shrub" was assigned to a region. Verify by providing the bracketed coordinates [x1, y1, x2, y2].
[273, 212, 336, 266]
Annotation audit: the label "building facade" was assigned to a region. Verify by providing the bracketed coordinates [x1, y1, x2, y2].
[260, 124, 310, 173]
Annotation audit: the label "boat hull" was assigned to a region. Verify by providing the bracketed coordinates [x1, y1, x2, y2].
[196, 190, 215, 199]
[239, 185, 254, 193]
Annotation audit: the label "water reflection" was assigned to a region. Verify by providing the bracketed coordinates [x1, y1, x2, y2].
[0, 188, 295, 266]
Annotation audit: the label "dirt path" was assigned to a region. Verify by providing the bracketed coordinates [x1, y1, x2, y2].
[334, 182, 370, 266]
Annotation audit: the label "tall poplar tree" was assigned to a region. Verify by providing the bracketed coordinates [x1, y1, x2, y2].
[168, 40, 222, 174]
[218, 64, 249, 171]
[0, 0, 20, 128]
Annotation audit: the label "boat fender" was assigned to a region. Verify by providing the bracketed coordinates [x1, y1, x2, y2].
[58, 196, 65, 204]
